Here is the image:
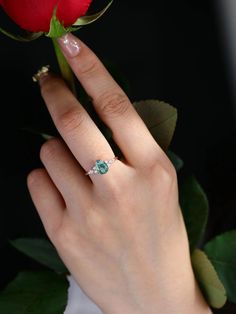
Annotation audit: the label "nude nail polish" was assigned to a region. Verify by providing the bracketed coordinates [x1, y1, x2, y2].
[57, 33, 81, 58]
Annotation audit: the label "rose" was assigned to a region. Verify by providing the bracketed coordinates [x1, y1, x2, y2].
[0, 0, 92, 33]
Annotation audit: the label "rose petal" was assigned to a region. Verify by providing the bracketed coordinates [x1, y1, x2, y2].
[0, 0, 92, 32]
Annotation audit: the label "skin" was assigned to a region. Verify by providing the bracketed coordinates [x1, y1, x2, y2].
[27, 34, 212, 314]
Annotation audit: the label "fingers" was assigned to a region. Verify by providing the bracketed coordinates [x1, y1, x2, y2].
[39, 138, 92, 207]
[39, 75, 115, 179]
[57, 33, 165, 168]
[27, 168, 64, 238]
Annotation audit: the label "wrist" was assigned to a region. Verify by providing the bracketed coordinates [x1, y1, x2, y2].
[102, 275, 212, 314]
[154, 272, 212, 314]
[155, 277, 213, 314]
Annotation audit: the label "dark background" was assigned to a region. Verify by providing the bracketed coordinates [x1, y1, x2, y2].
[0, 0, 236, 313]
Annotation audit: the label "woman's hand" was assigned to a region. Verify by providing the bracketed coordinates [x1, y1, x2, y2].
[27, 33, 212, 314]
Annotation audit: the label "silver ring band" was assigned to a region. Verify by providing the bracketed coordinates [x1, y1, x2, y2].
[85, 157, 118, 175]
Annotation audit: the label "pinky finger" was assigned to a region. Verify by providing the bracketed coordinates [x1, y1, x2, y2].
[27, 168, 65, 239]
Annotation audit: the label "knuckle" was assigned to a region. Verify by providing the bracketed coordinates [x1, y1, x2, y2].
[40, 138, 61, 161]
[85, 210, 105, 234]
[55, 227, 75, 252]
[44, 219, 63, 243]
[97, 92, 130, 119]
[157, 163, 177, 187]
[79, 56, 99, 76]
[54, 223, 86, 257]
[57, 107, 85, 135]
[145, 149, 177, 188]
[104, 180, 125, 202]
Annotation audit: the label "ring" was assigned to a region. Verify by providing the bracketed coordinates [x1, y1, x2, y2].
[85, 157, 118, 175]
[32, 65, 50, 82]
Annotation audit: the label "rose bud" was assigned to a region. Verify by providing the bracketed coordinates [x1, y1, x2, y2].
[0, 0, 92, 33]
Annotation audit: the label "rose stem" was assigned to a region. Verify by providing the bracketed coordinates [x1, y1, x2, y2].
[52, 38, 77, 96]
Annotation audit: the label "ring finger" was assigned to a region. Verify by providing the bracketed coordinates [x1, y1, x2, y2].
[39, 74, 119, 183]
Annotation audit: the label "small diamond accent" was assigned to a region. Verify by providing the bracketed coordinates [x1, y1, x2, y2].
[85, 157, 118, 176]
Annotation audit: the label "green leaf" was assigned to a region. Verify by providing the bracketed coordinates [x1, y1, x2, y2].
[191, 249, 227, 309]
[204, 230, 236, 303]
[0, 271, 69, 314]
[47, 8, 72, 38]
[21, 127, 56, 140]
[11, 238, 67, 274]
[179, 176, 208, 252]
[0, 27, 43, 42]
[167, 150, 184, 172]
[73, 0, 113, 26]
[133, 100, 177, 150]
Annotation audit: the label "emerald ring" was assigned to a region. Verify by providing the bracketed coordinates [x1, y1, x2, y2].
[85, 157, 118, 175]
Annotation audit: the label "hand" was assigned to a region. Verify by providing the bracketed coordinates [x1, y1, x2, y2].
[27, 33, 212, 314]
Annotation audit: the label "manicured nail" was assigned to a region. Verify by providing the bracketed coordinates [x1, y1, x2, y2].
[32, 65, 50, 85]
[57, 33, 81, 58]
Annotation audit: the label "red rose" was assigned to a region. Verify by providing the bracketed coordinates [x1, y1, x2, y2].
[0, 0, 92, 32]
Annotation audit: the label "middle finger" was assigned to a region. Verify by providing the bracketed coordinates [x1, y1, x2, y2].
[58, 34, 166, 169]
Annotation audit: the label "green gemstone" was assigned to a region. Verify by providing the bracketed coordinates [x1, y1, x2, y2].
[95, 160, 109, 175]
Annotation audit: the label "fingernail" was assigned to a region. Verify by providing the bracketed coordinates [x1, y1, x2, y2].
[57, 33, 81, 58]
[32, 65, 50, 85]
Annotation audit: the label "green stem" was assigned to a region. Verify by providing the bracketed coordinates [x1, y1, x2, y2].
[52, 38, 77, 96]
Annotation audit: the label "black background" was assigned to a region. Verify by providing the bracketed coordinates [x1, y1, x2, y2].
[0, 0, 236, 313]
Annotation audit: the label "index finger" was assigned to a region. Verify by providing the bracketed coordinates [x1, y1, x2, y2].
[58, 33, 166, 169]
